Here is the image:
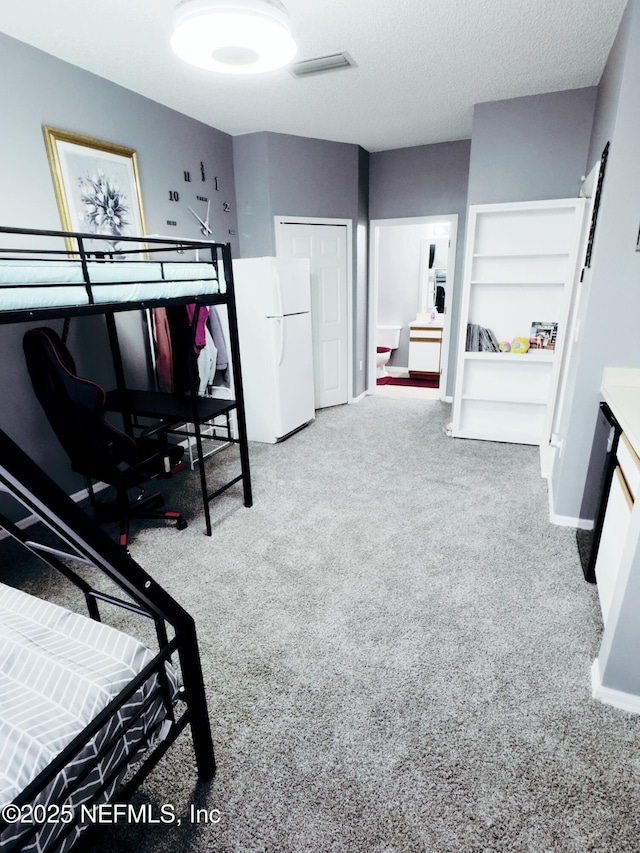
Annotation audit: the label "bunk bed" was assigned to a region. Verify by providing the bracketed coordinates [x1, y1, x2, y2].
[0, 426, 214, 852]
[0, 225, 253, 850]
[0, 224, 253, 536]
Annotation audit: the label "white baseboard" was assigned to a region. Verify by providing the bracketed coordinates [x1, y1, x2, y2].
[0, 480, 109, 541]
[351, 391, 367, 404]
[591, 658, 640, 714]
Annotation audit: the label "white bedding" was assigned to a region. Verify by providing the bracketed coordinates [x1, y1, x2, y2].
[0, 259, 221, 311]
[0, 581, 178, 852]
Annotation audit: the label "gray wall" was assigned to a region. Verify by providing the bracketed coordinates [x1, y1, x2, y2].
[233, 133, 273, 257]
[552, 0, 640, 524]
[467, 88, 598, 205]
[233, 131, 369, 397]
[0, 33, 238, 511]
[369, 140, 471, 397]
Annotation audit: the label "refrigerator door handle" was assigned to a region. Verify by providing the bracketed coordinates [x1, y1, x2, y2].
[276, 317, 285, 367]
[274, 269, 284, 319]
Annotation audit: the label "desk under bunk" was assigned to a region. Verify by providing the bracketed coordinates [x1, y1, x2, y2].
[0, 225, 253, 538]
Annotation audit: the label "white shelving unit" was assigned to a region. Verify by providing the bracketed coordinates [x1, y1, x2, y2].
[452, 199, 585, 445]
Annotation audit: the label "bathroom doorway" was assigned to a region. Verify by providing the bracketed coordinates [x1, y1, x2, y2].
[368, 215, 458, 401]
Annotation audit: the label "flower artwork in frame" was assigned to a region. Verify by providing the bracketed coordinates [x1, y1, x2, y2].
[42, 126, 147, 255]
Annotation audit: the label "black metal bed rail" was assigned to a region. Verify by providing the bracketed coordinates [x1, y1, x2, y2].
[0, 223, 224, 251]
[0, 637, 184, 851]
[0, 507, 163, 629]
[0, 425, 215, 784]
[0, 224, 227, 318]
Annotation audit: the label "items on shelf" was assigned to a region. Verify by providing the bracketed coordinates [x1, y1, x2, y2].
[466, 323, 499, 353]
[511, 336, 530, 354]
[529, 320, 558, 350]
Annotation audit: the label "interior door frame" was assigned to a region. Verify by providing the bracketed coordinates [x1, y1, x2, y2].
[274, 215, 354, 403]
[368, 215, 458, 401]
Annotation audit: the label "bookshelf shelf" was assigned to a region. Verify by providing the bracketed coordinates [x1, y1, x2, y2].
[452, 199, 586, 445]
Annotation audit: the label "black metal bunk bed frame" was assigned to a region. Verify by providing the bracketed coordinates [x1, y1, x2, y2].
[0, 224, 253, 536]
[0, 425, 215, 851]
[0, 225, 252, 849]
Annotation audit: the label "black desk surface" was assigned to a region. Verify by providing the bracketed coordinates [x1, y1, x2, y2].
[106, 389, 236, 422]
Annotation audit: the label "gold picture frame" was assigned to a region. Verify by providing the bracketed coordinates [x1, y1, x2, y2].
[42, 126, 147, 254]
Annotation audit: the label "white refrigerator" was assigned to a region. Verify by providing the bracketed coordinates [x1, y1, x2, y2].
[232, 257, 315, 443]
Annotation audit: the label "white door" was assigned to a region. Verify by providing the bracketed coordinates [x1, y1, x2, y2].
[276, 222, 349, 409]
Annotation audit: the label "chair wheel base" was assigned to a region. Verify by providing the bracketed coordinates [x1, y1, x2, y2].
[176, 518, 188, 531]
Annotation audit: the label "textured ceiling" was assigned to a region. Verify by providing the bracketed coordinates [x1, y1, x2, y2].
[0, 0, 628, 152]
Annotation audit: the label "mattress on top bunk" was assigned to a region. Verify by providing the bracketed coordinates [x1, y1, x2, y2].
[0, 259, 220, 311]
[0, 581, 178, 852]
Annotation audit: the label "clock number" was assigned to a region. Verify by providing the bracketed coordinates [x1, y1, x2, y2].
[214, 177, 220, 192]
[184, 171, 191, 182]
[169, 190, 180, 202]
[200, 161, 206, 182]
[223, 202, 231, 213]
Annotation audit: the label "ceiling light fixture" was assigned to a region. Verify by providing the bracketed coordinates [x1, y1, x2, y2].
[171, 0, 297, 75]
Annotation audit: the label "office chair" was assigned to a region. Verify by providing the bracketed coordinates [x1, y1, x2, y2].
[23, 326, 187, 549]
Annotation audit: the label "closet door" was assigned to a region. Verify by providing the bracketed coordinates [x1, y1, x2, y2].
[451, 199, 586, 445]
[276, 221, 349, 409]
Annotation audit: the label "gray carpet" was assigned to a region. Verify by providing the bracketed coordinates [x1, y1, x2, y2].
[3, 395, 640, 852]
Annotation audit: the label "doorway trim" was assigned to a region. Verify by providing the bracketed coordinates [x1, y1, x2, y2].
[368, 214, 458, 401]
[274, 215, 354, 403]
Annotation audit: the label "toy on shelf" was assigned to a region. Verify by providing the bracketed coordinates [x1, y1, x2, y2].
[511, 337, 530, 354]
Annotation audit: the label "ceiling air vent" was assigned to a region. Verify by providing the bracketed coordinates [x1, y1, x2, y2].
[290, 52, 356, 78]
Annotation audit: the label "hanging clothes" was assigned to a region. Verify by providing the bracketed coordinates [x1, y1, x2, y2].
[207, 307, 230, 389]
[186, 303, 210, 352]
[152, 307, 173, 394]
[196, 327, 218, 395]
[154, 304, 231, 395]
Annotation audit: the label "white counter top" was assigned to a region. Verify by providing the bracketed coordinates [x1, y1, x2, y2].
[601, 368, 640, 456]
[410, 312, 444, 328]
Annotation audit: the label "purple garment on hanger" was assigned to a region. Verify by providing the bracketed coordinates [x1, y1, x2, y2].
[186, 304, 210, 352]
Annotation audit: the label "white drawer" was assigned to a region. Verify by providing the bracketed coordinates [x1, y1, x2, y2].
[410, 325, 443, 341]
[617, 433, 640, 501]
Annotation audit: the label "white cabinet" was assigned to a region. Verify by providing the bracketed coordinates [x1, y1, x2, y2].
[595, 467, 632, 625]
[408, 323, 442, 377]
[452, 199, 585, 445]
[594, 434, 640, 625]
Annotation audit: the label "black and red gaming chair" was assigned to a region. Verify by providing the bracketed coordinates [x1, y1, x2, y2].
[23, 326, 187, 548]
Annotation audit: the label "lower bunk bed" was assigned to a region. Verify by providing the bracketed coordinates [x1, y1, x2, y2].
[0, 425, 215, 852]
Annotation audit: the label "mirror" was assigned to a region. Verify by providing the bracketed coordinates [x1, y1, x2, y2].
[418, 226, 450, 317]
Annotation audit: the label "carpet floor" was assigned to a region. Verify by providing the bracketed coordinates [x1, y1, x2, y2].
[2, 395, 638, 853]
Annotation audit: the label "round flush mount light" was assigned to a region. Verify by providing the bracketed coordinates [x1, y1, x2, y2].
[171, 0, 297, 74]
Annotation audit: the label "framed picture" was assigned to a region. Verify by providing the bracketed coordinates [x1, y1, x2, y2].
[42, 126, 147, 255]
[529, 321, 558, 351]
